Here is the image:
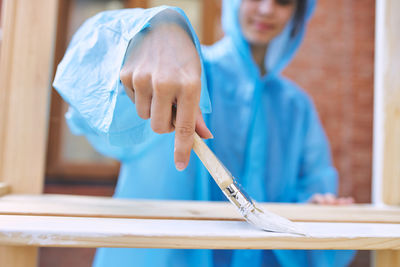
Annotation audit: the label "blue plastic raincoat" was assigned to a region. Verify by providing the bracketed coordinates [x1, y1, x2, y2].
[53, 0, 355, 266]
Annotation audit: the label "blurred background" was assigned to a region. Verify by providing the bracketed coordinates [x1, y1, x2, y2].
[1, 0, 376, 266]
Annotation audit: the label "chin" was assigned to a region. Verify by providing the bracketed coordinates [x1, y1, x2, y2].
[244, 32, 274, 47]
[247, 37, 271, 47]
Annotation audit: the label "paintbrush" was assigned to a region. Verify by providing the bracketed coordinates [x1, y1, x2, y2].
[192, 132, 306, 235]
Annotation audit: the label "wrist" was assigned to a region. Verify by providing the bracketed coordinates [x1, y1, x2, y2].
[123, 9, 194, 66]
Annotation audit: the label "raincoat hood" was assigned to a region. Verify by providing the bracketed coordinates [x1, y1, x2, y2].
[221, 0, 316, 75]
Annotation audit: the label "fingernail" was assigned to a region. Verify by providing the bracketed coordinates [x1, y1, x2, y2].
[176, 162, 185, 171]
[207, 131, 214, 139]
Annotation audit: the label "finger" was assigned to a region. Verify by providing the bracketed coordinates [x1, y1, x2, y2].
[132, 71, 152, 119]
[120, 68, 133, 89]
[150, 94, 174, 134]
[195, 107, 213, 139]
[324, 193, 336, 205]
[120, 70, 136, 103]
[174, 90, 199, 171]
[135, 89, 152, 119]
[338, 197, 354, 205]
[337, 198, 348, 205]
[124, 85, 136, 103]
[310, 194, 323, 204]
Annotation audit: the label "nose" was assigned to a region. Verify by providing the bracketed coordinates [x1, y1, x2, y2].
[258, 0, 276, 16]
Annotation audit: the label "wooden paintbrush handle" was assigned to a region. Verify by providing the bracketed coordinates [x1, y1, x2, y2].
[171, 111, 232, 188]
[192, 133, 234, 189]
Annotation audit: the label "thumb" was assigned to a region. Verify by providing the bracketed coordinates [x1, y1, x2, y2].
[195, 107, 213, 139]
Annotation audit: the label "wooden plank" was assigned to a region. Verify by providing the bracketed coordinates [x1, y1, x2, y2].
[0, 183, 10, 197]
[0, 0, 57, 194]
[379, 0, 400, 206]
[0, 246, 38, 266]
[0, 0, 58, 266]
[1, 194, 400, 223]
[373, 0, 400, 265]
[0, 215, 400, 250]
[375, 251, 400, 266]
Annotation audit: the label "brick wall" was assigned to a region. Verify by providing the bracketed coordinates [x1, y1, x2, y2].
[283, 0, 375, 203]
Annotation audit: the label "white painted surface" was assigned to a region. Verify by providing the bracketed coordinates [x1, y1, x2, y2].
[1, 215, 400, 249]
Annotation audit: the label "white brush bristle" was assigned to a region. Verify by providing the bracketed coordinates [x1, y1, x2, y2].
[245, 205, 308, 236]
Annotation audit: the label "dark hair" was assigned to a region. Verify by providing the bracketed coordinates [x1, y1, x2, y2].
[291, 0, 307, 37]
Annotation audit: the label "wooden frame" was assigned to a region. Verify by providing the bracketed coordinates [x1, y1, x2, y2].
[2, 197, 400, 251]
[2, 195, 400, 223]
[2, 215, 400, 250]
[373, 0, 400, 265]
[0, 0, 58, 266]
[0, 0, 399, 266]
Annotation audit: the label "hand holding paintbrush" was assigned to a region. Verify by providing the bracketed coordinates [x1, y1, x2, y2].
[121, 22, 304, 235]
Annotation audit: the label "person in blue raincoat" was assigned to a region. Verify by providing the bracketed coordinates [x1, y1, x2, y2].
[53, 0, 356, 266]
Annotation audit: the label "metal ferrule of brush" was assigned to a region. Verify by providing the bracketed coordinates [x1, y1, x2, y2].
[222, 180, 255, 217]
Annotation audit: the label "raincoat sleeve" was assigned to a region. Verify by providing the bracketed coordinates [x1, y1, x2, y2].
[53, 7, 211, 160]
[295, 97, 338, 203]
